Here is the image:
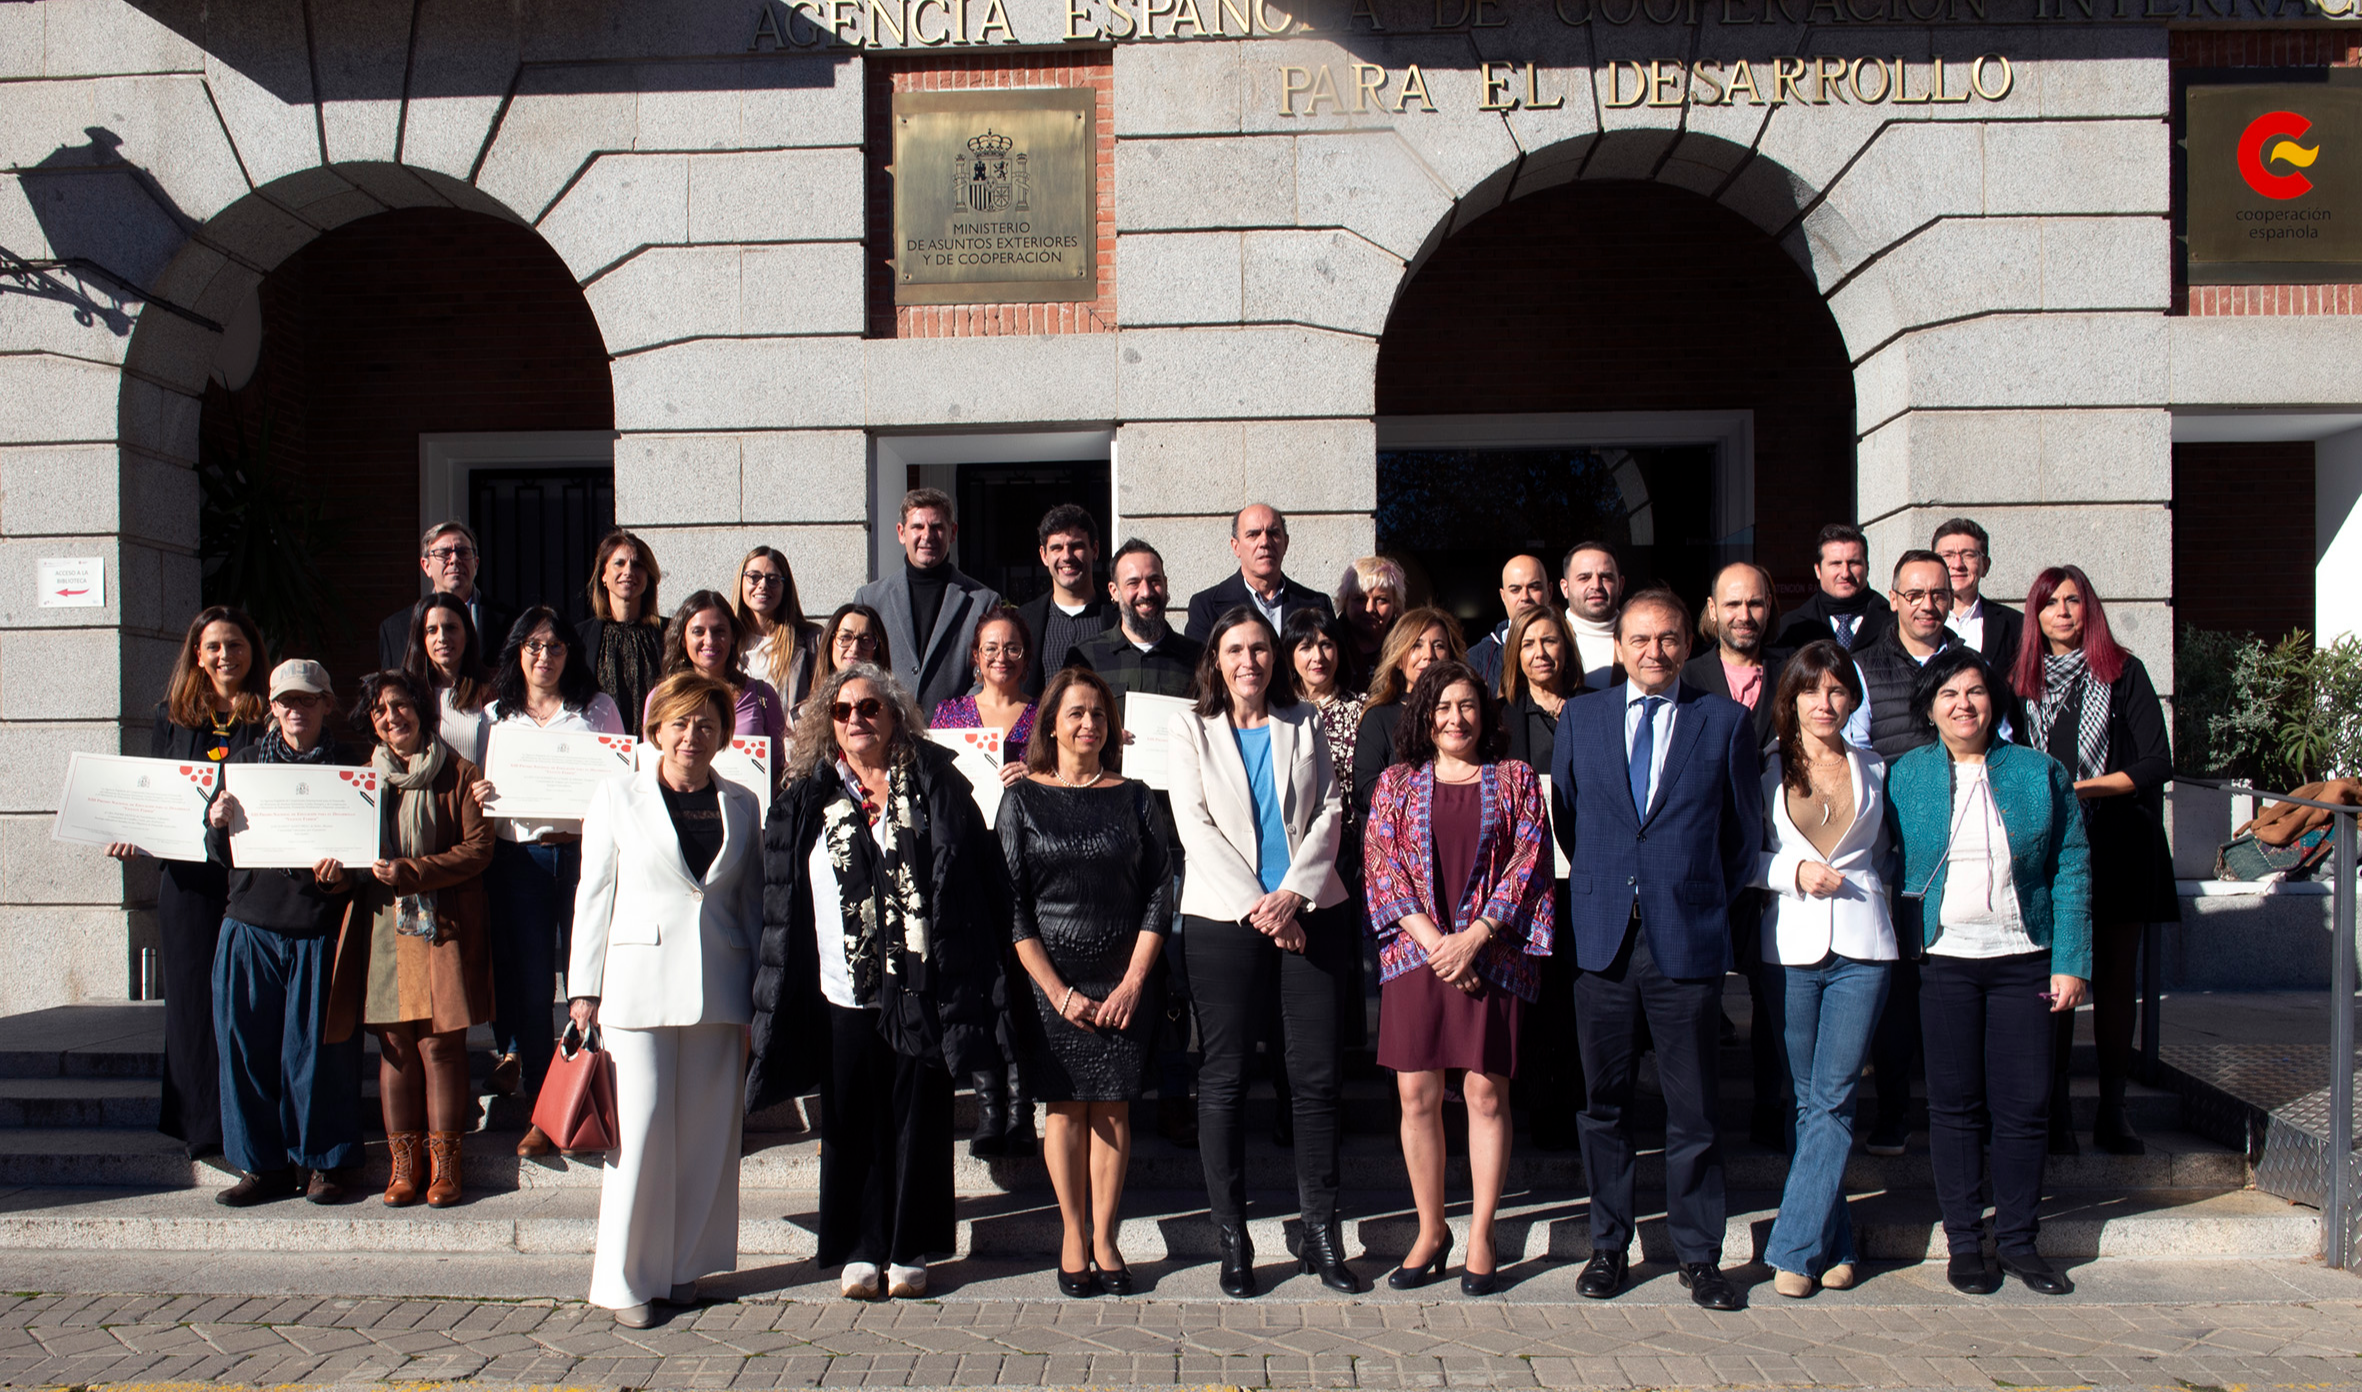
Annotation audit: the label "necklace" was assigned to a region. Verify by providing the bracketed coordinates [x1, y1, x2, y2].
[1053, 765, 1105, 789]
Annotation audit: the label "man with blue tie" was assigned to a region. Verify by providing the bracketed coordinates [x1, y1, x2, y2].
[1550, 588, 1763, 1310]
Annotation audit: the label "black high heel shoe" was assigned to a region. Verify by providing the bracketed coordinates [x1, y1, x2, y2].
[1461, 1247, 1499, 1296]
[1096, 1257, 1134, 1296]
[1056, 1266, 1101, 1298]
[1386, 1236, 1452, 1290]
[1297, 1221, 1361, 1294]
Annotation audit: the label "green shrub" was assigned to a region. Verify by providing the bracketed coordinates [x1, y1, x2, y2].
[2181, 624, 2362, 787]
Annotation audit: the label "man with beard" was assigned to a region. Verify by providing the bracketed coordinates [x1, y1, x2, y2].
[1014, 503, 1112, 697]
[1559, 541, 1627, 691]
[1771, 524, 1892, 657]
[1467, 554, 1554, 691]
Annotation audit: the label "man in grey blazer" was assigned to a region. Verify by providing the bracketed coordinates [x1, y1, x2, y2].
[852, 488, 1004, 714]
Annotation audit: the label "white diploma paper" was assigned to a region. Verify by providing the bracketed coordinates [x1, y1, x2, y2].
[1122, 692, 1197, 792]
[927, 728, 1005, 828]
[638, 736, 777, 824]
[482, 724, 639, 820]
[225, 764, 382, 869]
[51, 753, 215, 861]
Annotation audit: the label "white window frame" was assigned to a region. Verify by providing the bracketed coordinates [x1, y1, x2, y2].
[867, 429, 1117, 581]
[417, 431, 620, 541]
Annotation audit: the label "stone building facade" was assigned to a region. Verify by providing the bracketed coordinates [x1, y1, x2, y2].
[0, 0, 2348, 1009]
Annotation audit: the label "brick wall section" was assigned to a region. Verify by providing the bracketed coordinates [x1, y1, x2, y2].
[2172, 441, 2315, 639]
[1375, 179, 1856, 600]
[866, 50, 1116, 337]
[198, 208, 613, 687]
[2172, 30, 2362, 317]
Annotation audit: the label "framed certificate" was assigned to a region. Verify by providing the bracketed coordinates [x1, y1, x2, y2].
[1122, 692, 1196, 792]
[482, 725, 639, 820]
[50, 753, 216, 862]
[224, 764, 382, 869]
[926, 728, 1005, 828]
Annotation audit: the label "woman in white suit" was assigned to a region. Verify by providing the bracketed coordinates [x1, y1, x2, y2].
[1168, 606, 1358, 1299]
[1752, 640, 1899, 1299]
[569, 672, 764, 1328]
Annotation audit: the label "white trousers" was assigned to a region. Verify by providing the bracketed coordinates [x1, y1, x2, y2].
[589, 1022, 743, 1309]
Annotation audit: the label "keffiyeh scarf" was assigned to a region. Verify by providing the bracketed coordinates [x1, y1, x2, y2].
[823, 757, 931, 1007]
[2031, 649, 2112, 784]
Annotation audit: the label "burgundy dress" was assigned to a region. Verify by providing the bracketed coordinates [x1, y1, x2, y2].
[1375, 780, 1523, 1077]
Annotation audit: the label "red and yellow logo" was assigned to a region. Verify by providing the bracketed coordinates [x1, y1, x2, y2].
[2239, 110, 2321, 200]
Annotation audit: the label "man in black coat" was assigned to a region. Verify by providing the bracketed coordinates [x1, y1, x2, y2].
[1933, 517, 2026, 686]
[377, 521, 515, 671]
[1182, 502, 1333, 642]
[1769, 522, 1890, 658]
[1681, 560, 1784, 754]
[1014, 503, 1113, 697]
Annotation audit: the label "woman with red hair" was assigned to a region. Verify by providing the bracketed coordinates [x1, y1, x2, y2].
[2011, 565, 2177, 1157]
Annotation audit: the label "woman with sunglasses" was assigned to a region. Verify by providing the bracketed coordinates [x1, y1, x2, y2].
[474, 607, 626, 1155]
[736, 546, 825, 712]
[748, 664, 1008, 1302]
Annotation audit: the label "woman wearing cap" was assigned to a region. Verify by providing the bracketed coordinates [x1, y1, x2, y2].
[570, 673, 765, 1327]
[203, 660, 366, 1207]
[344, 669, 497, 1210]
[577, 529, 665, 739]
[106, 606, 269, 1163]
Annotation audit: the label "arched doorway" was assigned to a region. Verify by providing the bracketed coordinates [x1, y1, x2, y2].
[1374, 179, 1856, 635]
[196, 206, 614, 685]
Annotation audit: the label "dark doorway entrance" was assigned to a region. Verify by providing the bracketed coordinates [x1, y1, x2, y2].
[952, 461, 1112, 604]
[1377, 444, 1719, 643]
[468, 466, 616, 632]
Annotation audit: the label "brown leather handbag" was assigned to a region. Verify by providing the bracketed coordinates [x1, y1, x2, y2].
[531, 1022, 619, 1155]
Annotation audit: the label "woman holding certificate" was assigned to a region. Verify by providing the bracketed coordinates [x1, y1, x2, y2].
[342, 670, 497, 1210]
[648, 591, 787, 777]
[108, 606, 269, 1163]
[570, 673, 764, 1327]
[478, 606, 626, 1154]
[747, 664, 1008, 1303]
[576, 529, 665, 739]
[203, 659, 365, 1207]
[403, 593, 493, 767]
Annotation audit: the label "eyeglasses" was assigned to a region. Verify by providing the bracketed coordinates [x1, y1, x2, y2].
[424, 546, 478, 563]
[1936, 547, 1985, 563]
[978, 642, 1025, 659]
[836, 631, 877, 650]
[1895, 589, 1951, 606]
[831, 698, 885, 723]
[522, 640, 566, 657]
[742, 571, 784, 587]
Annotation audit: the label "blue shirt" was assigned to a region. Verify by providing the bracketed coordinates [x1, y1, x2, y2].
[1234, 725, 1291, 894]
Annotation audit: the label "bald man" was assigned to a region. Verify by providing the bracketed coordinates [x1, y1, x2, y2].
[1182, 502, 1335, 643]
[1467, 554, 1554, 689]
[1681, 562, 1783, 752]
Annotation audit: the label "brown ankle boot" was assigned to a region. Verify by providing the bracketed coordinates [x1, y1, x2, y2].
[384, 1131, 425, 1207]
[426, 1131, 463, 1208]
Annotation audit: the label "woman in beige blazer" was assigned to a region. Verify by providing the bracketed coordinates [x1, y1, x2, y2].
[569, 673, 764, 1328]
[1168, 607, 1357, 1299]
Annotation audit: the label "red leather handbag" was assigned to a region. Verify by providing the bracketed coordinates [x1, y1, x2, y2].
[531, 1022, 619, 1155]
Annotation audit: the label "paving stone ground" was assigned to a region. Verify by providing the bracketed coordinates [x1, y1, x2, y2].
[1, 1257, 2359, 1390]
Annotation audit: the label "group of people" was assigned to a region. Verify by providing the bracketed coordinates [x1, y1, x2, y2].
[113, 486, 2173, 1325]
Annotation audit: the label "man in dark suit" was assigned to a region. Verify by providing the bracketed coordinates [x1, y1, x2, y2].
[1182, 502, 1333, 643]
[377, 521, 514, 671]
[1769, 522, 1891, 658]
[1551, 588, 1763, 1312]
[1933, 517, 2025, 684]
[851, 487, 1003, 713]
[1014, 503, 1113, 697]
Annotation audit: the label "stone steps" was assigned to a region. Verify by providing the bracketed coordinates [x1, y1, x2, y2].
[0, 1183, 2312, 1263]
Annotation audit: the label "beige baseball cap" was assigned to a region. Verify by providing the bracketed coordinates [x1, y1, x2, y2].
[268, 659, 333, 701]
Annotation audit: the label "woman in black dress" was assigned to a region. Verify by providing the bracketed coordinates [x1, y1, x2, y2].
[2012, 564, 2177, 1156]
[1001, 667, 1172, 1298]
[575, 528, 665, 738]
[108, 606, 269, 1160]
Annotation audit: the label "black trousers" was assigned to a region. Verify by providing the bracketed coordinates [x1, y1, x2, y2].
[1516, 893, 1584, 1118]
[818, 1004, 955, 1268]
[1185, 908, 1347, 1228]
[1870, 958, 1922, 1127]
[1919, 950, 2055, 1258]
[1575, 910, 1726, 1264]
[156, 861, 227, 1155]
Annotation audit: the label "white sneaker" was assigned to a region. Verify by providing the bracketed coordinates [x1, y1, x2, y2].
[840, 1261, 882, 1299]
[887, 1263, 927, 1298]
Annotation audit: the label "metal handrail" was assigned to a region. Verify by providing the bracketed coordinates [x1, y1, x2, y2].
[2175, 775, 2358, 1267]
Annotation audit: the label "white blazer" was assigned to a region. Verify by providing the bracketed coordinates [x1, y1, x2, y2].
[1169, 701, 1347, 920]
[1752, 746, 1900, 966]
[569, 761, 764, 1029]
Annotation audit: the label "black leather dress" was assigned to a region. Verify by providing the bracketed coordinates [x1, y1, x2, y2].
[998, 778, 1174, 1102]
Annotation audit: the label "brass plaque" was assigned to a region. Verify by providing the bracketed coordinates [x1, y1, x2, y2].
[2187, 83, 2362, 284]
[892, 88, 1097, 306]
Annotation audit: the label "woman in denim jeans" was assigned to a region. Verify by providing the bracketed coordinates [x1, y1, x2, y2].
[473, 606, 625, 1157]
[1752, 640, 1899, 1298]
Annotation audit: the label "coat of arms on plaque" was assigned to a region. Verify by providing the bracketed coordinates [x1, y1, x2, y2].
[953, 130, 1030, 214]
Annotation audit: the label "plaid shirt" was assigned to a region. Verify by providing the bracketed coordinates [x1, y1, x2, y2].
[1075, 626, 1202, 702]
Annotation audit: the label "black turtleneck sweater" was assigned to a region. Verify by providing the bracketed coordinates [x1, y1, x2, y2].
[908, 559, 951, 649]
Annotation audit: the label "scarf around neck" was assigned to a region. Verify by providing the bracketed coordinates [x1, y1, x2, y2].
[258, 726, 337, 764]
[2032, 649, 2111, 784]
[823, 756, 931, 1008]
[372, 740, 448, 859]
